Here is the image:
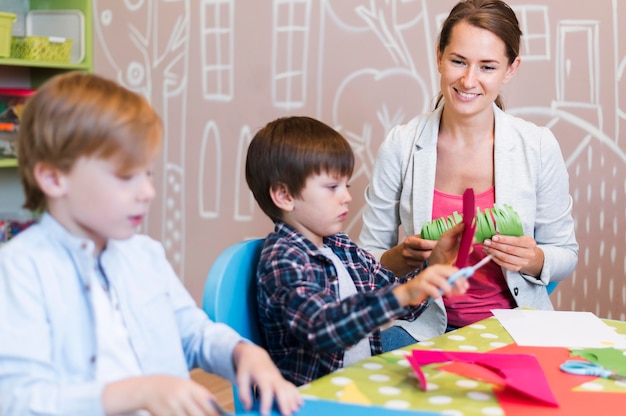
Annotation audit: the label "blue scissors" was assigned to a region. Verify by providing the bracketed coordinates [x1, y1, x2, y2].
[560, 360, 626, 382]
[447, 254, 494, 286]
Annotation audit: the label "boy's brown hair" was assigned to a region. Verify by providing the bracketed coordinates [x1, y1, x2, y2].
[245, 116, 354, 222]
[17, 71, 163, 212]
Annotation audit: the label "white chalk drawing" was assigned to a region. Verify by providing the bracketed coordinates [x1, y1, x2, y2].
[234, 126, 255, 221]
[514, 5, 550, 61]
[272, 0, 312, 109]
[199, 121, 221, 219]
[94, 0, 625, 319]
[201, 0, 235, 101]
[94, 0, 189, 280]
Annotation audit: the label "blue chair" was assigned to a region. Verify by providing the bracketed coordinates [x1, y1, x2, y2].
[202, 238, 265, 412]
[546, 281, 558, 295]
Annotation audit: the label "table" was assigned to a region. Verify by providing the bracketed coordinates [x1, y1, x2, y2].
[299, 316, 626, 415]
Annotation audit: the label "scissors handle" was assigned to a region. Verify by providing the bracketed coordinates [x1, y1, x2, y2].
[447, 267, 474, 285]
[447, 254, 494, 285]
[560, 360, 613, 378]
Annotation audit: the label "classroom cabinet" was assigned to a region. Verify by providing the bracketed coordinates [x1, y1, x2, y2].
[0, 0, 93, 219]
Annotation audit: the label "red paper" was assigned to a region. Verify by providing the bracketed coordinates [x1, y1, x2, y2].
[407, 348, 558, 406]
[493, 344, 626, 415]
[455, 188, 476, 268]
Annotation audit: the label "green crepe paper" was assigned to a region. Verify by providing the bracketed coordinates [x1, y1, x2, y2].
[421, 204, 522, 242]
[569, 347, 626, 375]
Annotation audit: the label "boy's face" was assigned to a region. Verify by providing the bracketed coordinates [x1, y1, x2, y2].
[285, 171, 352, 247]
[48, 155, 156, 253]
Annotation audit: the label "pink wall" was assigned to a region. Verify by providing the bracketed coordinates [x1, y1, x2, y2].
[93, 0, 625, 320]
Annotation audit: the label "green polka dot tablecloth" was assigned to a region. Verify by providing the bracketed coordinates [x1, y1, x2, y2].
[299, 317, 626, 415]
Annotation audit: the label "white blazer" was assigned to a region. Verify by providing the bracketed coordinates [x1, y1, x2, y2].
[359, 104, 578, 340]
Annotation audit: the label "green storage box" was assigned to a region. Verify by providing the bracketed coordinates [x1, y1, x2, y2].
[11, 36, 73, 63]
[0, 12, 16, 58]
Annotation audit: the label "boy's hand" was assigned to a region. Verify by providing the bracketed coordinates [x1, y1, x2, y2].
[393, 264, 468, 307]
[232, 342, 302, 416]
[102, 375, 223, 415]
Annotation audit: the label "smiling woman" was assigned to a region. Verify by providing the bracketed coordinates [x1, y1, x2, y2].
[358, 0, 578, 342]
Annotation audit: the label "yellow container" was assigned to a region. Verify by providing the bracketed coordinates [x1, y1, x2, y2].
[10, 36, 73, 63]
[0, 12, 16, 58]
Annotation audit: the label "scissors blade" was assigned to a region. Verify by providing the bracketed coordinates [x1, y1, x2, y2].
[447, 254, 494, 286]
[470, 254, 494, 272]
[608, 373, 626, 382]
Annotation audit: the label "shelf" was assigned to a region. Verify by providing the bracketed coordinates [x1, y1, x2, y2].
[0, 0, 92, 214]
[0, 57, 91, 71]
[0, 158, 17, 168]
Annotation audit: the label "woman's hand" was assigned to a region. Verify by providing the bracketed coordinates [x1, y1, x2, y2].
[429, 222, 466, 266]
[381, 235, 435, 276]
[483, 234, 544, 277]
[381, 222, 466, 276]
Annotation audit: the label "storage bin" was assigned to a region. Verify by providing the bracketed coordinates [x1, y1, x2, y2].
[0, 12, 16, 58]
[10, 35, 72, 62]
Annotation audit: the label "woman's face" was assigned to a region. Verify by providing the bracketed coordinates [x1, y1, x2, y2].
[437, 20, 520, 120]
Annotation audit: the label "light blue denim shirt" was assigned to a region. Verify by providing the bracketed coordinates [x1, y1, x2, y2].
[0, 213, 244, 415]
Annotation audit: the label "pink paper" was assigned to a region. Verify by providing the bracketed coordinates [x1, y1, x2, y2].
[454, 188, 476, 268]
[407, 349, 559, 407]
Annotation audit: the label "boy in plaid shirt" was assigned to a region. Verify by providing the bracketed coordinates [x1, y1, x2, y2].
[245, 116, 468, 386]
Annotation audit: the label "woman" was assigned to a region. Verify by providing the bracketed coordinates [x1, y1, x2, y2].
[359, 0, 578, 342]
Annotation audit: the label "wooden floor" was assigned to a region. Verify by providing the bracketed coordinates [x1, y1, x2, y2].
[191, 369, 234, 412]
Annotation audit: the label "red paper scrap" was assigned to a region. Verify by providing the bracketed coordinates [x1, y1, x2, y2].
[407, 348, 558, 406]
[455, 188, 476, 268]
[493, 344, 626, 415]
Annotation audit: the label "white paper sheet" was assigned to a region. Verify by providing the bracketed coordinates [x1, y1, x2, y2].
[491, 309, 626, 349]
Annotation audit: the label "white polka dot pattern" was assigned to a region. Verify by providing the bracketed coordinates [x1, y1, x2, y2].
[300, 317, 626, 415]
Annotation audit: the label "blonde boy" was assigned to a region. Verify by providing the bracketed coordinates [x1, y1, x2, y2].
[0, 72, 301, 416]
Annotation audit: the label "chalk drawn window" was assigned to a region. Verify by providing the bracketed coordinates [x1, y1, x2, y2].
[201, 0, 234, 101]
[272, 0, 311, 110]
[513, 6, 550, 61]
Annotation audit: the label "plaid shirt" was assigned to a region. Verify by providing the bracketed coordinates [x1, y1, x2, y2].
[257, 221, 429, 386]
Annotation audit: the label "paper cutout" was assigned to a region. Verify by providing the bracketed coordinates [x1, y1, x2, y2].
[406, 348, 558, 406]
[438, 361, 507, 386]
[494, 344, 626, 416]
[455, 188, 476, 268]
[338, 381, 371, 405]
[570, 347, 626, 374]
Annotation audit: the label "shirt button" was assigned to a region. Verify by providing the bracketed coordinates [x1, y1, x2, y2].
[84, 284, 91, 291]
[90, 355, 96, 364]
[513, 287, 519, 296]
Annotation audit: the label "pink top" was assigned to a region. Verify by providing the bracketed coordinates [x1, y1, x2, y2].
[432, 187, 516, 327]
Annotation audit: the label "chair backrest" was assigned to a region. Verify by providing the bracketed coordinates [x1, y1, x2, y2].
[202, 238, 265, 347]
[546, 281, 558, 295]
[202, 238, 266, 412]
